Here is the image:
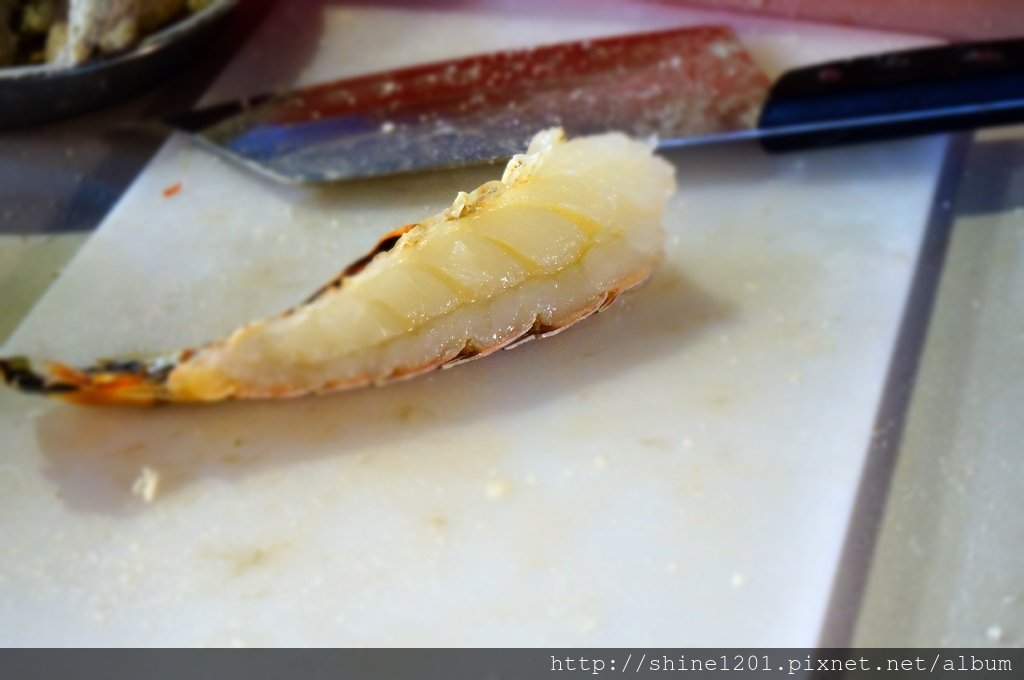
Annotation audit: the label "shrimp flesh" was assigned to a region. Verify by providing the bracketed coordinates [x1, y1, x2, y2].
[0, 128, 676, 405]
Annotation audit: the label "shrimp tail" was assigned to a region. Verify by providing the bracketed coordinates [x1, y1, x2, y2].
[0, 355, 178, 405]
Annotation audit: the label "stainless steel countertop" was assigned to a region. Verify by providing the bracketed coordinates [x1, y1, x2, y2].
[854, 126, 1024, 646]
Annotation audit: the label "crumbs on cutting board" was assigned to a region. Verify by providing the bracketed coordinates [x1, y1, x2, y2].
[131, 466, 161, 503]
[485, 478, 509, 500]
[162, 182, 183, 198]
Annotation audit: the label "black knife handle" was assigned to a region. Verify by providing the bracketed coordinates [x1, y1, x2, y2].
[758, 37, 1024, 152]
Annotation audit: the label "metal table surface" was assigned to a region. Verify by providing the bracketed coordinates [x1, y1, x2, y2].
[0, 2, 1021, 648]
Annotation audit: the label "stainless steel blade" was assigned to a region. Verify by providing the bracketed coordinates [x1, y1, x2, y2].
[166, 26, 771, 184]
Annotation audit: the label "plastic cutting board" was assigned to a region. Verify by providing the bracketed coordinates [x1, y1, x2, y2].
[0, 0, 945, 646]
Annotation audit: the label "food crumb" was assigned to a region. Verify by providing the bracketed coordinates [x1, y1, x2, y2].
[485, 479, 509, 500]
[131, 466, 161, 503]
[986, 625, 1004, 642]
[710, 41, 736, 58]
[162, 181, 183, 198]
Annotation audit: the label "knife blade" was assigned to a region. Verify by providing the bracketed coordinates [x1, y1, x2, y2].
[166, 28, 1024, 184]
[165, 25, 770, 183]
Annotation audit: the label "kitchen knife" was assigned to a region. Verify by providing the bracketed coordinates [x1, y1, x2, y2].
[165, 27, 1024, 184]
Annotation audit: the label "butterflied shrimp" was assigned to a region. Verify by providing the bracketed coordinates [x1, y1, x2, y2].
[0, 128, 676, 405]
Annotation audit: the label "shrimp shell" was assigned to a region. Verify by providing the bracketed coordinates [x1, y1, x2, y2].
[0, 128, 676, 405]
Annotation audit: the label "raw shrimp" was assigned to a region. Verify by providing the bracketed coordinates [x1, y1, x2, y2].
[0, 128, 676, 405]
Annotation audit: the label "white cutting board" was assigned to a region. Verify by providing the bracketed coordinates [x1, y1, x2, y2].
[0, 1, 944, 646]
